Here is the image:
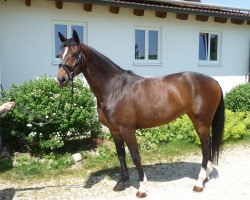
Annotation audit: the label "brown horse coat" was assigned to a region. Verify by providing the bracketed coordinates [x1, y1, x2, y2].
[57, 31, 224, 197]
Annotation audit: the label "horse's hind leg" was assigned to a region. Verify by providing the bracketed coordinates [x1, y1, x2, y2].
[193, 127, 213, 192]
[188, 115, 213, 192]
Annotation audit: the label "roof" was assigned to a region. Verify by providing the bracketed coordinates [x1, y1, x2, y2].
[72, 0, 250, 20]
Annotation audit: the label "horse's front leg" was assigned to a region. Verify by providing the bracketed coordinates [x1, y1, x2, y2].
[110, 130, 129, 191]
[120, 127, 147, 198]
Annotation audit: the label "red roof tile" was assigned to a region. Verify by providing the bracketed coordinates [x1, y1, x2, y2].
[80, 0, 250, 20]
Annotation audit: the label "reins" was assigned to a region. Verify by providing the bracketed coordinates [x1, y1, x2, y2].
[0, 80, 75, 126]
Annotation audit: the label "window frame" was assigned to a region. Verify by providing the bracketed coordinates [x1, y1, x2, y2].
[198, 31, 221, 66]
[134, 27, 162, 66]
[52, 21, 87, 64]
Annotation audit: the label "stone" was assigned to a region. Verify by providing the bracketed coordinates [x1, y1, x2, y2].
[72, 153, 83, 163]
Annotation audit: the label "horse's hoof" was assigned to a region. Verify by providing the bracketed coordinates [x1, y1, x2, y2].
[136, 191, 147, 198]
[113, 183, 125, 191]
[193, 186, 203, 192]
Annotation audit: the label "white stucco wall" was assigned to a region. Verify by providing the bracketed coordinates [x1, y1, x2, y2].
[0, 0, 249, 92]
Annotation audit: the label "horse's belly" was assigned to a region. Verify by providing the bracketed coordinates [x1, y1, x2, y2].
[136, 110, 183, 129]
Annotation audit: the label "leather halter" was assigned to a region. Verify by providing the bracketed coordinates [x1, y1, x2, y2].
[58, 44, 83, 81]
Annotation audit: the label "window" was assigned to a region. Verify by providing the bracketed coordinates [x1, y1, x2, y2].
[134, 27, 161, 65]
[52, 21, 87, 64]
[199, 32, 220, 64]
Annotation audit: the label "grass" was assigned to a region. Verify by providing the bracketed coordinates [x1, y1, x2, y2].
[223, 134, 250, 147]
[0, 135, 250, 183]
[0, 153, 75, 181]
[141, 140, 199, 164]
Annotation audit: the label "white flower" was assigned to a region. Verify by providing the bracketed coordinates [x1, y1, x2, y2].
[67, 132, 72, 136]
[27, 123, 32, 127]
[29, 132, 37, 137]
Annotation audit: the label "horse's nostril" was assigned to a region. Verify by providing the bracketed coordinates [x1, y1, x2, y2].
[58, 77, 66, 84]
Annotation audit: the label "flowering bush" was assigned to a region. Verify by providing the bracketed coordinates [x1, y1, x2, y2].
[0, 76, 101, 153]
[225, 83, 250, 112]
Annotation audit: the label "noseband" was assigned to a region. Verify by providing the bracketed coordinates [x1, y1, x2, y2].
[59, 46, 83, 81]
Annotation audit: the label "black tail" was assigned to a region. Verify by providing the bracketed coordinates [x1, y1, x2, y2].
[211, 90, 225, 165]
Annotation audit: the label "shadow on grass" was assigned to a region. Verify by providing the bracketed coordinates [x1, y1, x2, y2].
[0, 157, 13, 173]
[84, 161, 218, 190]
[0, 184, 85, 200]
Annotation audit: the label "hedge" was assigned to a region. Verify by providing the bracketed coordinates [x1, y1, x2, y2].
[0, 76, 101, 153]
[225, 83, 250, 112]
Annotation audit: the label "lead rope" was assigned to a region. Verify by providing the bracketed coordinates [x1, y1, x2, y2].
[0, 80, 75, 126]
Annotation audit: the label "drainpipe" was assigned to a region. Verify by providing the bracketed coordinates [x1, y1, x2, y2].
[249, 41, 250, 82]
[0, 131, 2, 153]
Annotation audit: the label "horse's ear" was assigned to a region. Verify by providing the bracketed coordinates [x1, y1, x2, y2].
[72, 30, 80, 45]
[58, 32, 66, 43]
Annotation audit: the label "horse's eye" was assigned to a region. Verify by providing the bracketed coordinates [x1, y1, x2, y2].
[72, 53, 78, 58]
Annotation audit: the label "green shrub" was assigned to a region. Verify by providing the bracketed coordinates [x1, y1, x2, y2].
[136, 111, 250, 150]
[137, 115, 198, 150]
[0, 76, 101, 153]
[224, 110, 247, 140]
[225, 83, 250, 112]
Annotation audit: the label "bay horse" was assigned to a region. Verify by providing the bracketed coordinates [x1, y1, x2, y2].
[57, 30, 224, 198]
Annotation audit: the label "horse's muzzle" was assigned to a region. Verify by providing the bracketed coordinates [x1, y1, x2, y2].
[57, 76, 68, 87]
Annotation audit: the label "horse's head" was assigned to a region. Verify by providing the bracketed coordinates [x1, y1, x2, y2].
[57, 30, 84, 87]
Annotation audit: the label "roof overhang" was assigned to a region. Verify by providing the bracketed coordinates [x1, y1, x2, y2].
[59, 0, 250, 21]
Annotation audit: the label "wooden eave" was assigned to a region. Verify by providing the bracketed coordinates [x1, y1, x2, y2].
[64, 0, 250, 21]
[55, 0, 63, 9]
[23, 0, 250, 24]
[25, 0, 31, 7]
[83, 3, 92, 12]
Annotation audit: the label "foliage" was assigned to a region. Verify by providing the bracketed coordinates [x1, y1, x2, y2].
[0, 76, 101, 153]
[0, 152, 74, 179]
[137, 115, 198, 150]
[0, 156, 13, 173]
[95, 141, 117, 159]
[136, 111, 250, 150]
[224, 110, 250, 140]
[225, 83, 250, 112]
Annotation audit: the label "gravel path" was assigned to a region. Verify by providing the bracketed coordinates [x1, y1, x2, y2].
[0, 144, 250, 200]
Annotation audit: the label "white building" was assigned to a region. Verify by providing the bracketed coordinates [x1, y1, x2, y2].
[0, 0, 250, 93]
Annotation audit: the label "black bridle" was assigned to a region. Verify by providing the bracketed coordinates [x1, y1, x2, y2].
[58, 45, 83, 81]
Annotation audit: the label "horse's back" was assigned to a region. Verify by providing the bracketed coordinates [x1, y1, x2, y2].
[162, 71, 222, 99]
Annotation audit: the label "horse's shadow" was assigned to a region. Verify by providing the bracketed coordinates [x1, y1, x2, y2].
[84, 161, 219, 189]
[0, 184, 85, 200]
[0, 188, 15, 200]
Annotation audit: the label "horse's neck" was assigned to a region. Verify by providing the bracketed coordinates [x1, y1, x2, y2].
[82, 46, 125, 101]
